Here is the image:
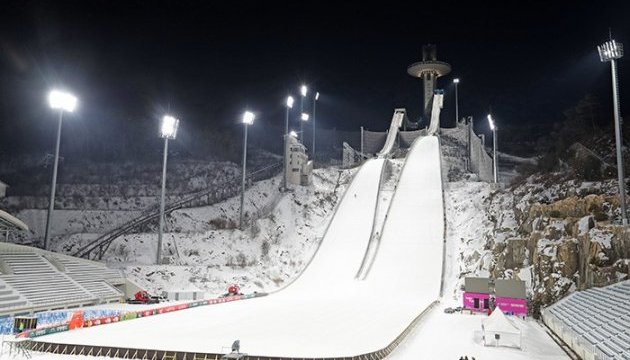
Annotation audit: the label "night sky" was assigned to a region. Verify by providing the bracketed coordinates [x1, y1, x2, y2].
[1, 0, 630, 157]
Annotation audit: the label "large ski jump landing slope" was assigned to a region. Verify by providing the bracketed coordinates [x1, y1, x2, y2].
[41, 136, 445, 358]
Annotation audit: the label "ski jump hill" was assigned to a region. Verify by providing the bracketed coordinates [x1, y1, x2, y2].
[34, 125, 445, 359]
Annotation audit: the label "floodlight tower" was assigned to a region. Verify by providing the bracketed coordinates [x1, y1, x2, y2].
[157, 115, 179, 264]
[487, 114, 498, 184]
[598, 38, 627, 225]
[312, 92, 320, 159]
[240, 111, 255, 229]
[300, 112, 309, 141]
[453, 78, 460, 122]
[407, 44, 452, 120]
[283, 96, 294, 190]
[44, 90, 77, 250]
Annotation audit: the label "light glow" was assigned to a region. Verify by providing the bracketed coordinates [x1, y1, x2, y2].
[48, 90, 77, 112]
[453, 78, 460, 84]
[286, 96, 294, 108]
[315, 92, 320, 101]
[487, 114, 495, 131]
[301, 113, 309, 121]
[161, 115, 180, 139]
[242, 111, 255, 125]
[289, 130, 298, 138]
[300, 85, 308, 97]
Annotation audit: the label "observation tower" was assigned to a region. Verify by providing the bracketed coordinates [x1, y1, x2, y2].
[407, 44, 451, 119]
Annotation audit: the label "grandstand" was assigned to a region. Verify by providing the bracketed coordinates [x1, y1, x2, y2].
[543, 280, 630, 360]
[0, 242, 125, 317]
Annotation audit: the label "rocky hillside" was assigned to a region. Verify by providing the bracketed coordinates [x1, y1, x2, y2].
[440, 125, 630, 317]
[496, 175, 630, 316]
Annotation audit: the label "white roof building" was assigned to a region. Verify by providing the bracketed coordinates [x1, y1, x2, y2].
[482, 307, 522, 349]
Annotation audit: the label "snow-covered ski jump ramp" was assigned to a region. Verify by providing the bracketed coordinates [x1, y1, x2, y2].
[34, 137, 444, 359]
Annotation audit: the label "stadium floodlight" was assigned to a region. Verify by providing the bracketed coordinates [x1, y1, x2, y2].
[242, 111, 255, 125]
[43, 89, 78, 250]
[487, 114, 498, 183]
[299, 113, 309, 141]
[157, 114, 180, 264]
[285, 95, 294, 134]
[598, 40, 623, 62]
[300, 85, 308, 97]
[598, 37, 627, 224]
[453, 78, 460, 84]
[48, 90, 77, 112]
[160, 115, 179, 139]
[315, 91, 320, 100]
[487, 114, 495, 131]
[289, 130, 298, 137]
[240, 110, 255, 228]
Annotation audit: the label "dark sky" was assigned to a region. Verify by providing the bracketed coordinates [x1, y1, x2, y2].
[1, 0, 630, 156]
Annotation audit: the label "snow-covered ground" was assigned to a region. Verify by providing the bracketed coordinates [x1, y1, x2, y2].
[101, 167, 355, 297]
[441, 181, 497, 306]
[33, 137, 444, 358]
[0, 133, 569, 359]
[388, 308, 568, 359]
[389, 179, 566, 359]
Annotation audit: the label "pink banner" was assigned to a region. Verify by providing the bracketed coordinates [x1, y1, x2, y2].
[495, 297, 527, 316]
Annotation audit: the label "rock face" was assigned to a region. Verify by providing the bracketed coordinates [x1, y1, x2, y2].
[440, 129, 629, 317]
[487, 176, 630, 318]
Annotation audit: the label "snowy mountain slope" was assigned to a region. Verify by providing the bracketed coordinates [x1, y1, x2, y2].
[56, 166, 355, 297]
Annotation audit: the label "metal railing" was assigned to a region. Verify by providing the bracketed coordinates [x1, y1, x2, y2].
[72, 162, 282, 260]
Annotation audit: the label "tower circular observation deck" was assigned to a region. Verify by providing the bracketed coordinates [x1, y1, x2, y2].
[407, 61, 452, 78]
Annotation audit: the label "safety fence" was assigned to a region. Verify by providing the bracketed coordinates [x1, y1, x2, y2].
[21, 301, 438, 360]
[0, 309, 123, 335]
[15, 293, 266, 340]
[466, 121, 493, 182]
[358, 128, 426, 156]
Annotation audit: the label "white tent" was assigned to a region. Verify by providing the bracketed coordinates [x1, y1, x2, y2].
[482, 307, 522, 349]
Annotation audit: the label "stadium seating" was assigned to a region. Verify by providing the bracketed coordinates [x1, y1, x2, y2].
[543, 280, 630, 359]
[52, 254, 124, 303]
[0, 242, 125, 317]
[0, 279, 28, 309]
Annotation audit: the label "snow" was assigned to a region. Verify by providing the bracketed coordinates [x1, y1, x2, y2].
[37, 136, 445, 358]
[588, 227, 613, 248]
[441, 181, 496, 306]
[387, 308, 568, 359]
[51, 166, 354, 297]
[577, 215, 593, 235]
[1, 133, 569, 359]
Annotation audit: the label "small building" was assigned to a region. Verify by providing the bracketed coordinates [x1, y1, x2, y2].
[285, 135, 312, 186]
[463, 277, 491, 313]
[0, 180, 7, 198]
[163, 287, 205, 301]
[494, 279, 528, 317]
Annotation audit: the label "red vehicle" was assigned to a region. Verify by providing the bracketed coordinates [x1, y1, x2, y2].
[126, 290, 161, 304]
[220, 284, 243, 298]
